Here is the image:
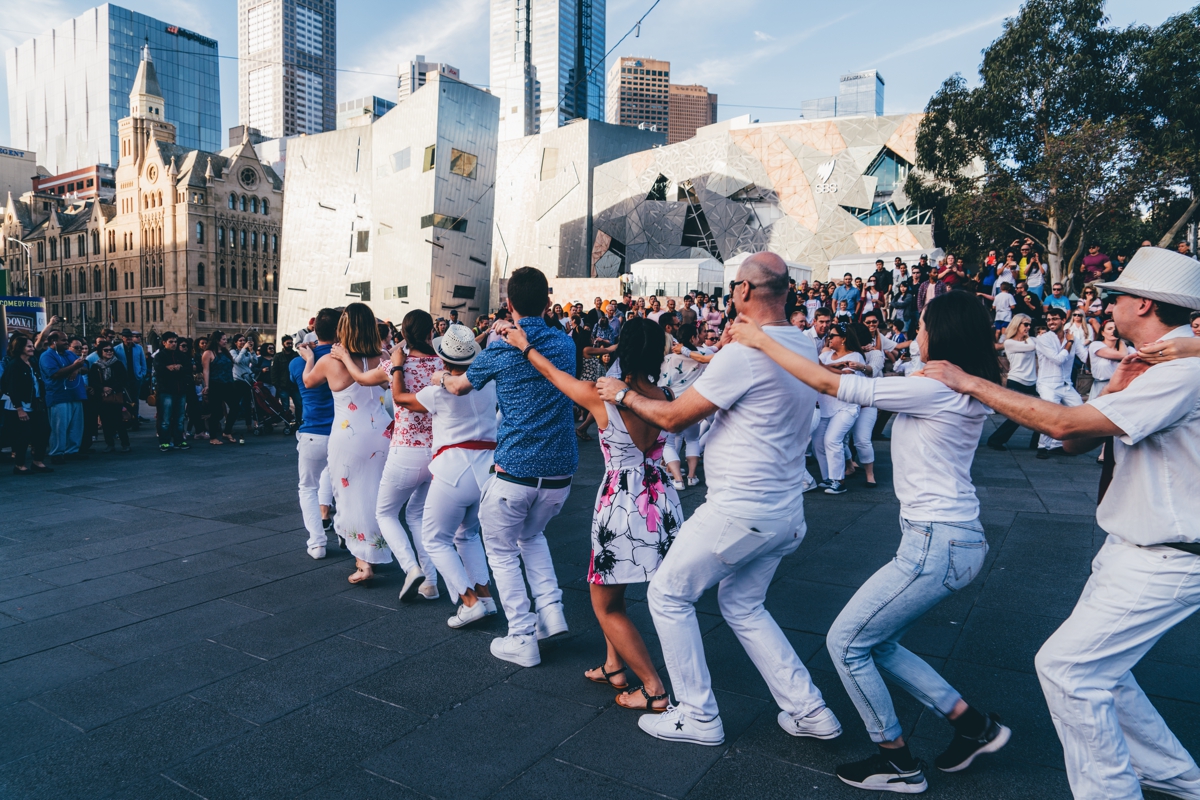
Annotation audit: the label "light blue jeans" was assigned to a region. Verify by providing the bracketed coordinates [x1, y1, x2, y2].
[827, 515, 988, 743]
[48, 401, 84, 456]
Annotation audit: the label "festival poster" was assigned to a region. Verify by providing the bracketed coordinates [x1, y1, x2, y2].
[0, 296, 48, 341]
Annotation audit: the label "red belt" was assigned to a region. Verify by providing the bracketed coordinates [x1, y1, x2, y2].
[433, 440, 496, 460]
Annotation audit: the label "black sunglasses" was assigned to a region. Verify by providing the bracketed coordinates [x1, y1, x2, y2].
[730, 279, 757, 292]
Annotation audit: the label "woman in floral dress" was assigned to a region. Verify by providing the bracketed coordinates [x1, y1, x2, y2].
[501, 317, 680, 712]
[300, 303, 390, 584]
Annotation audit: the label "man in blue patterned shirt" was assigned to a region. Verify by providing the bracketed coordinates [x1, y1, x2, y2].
[438, 267, 576, 668]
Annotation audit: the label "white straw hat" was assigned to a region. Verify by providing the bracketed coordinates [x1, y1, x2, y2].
[1095, 247, 1200, 310]
[432, 324, 481, 365]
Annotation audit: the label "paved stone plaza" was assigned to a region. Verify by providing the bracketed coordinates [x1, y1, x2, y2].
[0, 419, 1194, 799]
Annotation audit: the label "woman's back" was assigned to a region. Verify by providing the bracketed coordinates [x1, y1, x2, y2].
[599, 402, 665, 472]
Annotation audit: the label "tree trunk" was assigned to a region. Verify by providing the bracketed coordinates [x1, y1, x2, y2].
[1157, 192, 1200, 249]
[1046, 226, 1066, 285]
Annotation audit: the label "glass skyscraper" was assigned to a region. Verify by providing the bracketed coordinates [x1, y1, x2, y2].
[5, 4, 222, 173]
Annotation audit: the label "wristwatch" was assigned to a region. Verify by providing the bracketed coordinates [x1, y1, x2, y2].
[614, 388, 630, 408]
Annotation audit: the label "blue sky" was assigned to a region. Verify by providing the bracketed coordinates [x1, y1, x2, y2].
[0, 0, 1188, 148]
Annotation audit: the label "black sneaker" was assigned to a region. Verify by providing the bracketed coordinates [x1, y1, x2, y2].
[935, 713, 1011, 773]
[986, 440, 1007, 451]
[824, 479, 847, 495]
[836, 753, 928, 794]
[1036, 448, 1050, 460]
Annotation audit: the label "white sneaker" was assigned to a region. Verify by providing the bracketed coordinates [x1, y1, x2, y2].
[490, 633, 541, 667]
[687, 476, 700, 487]
[778, 706, 842, 740]
[638, 706, 724, 746]
[418, 581, 440, 601]
[1142, 771, 1200, 800]
[398, 569, 425, 602]
[307, 546, 326, 560]
[536, 601, 568, 640]
[448, 599, 488, 629]
[671, 479, 685, 491]
[481, 596, 498, 615]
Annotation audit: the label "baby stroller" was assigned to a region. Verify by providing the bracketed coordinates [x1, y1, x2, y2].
[250, 380, 293, 435]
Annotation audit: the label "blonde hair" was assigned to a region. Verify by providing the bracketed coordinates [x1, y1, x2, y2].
[337, 302, 383, 358]
[1004, 313, 1031, 340]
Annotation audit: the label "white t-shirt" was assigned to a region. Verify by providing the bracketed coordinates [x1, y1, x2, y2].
[416, 382, 498, 487]
[691, 326, 818, 519]
[992, 291, 1016, 322]
[1088, 327, 1200, 545]
[1087, 340, 1120, 382]
[818, 351, 865, 416]
[838, 374, 990, 522]
[1003, 339, 1037, 386]
[1035, 331, 1073, 384]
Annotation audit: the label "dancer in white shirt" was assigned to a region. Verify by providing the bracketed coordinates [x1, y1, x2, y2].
[814, 322, 865, 495]
[732, 291, 1012, 794]
[1033, 308, 1080, 458]
[986, 314, 1040, 451]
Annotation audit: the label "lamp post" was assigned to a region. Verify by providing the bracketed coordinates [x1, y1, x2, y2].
[6, 237, 32, 296]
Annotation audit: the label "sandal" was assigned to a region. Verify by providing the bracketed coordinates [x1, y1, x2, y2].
[615, 686, 670, 713]
[586, 664, 628, 687]
[209, 437, 224, 445]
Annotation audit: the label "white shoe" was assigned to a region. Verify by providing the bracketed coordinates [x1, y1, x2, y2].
[418, 581, 440, 601]
[307, 546, 326, 560]
[448, 599, 488, 629]
[1142, 771, 1200, 800]
[777, 706, 842, 740]
[687, 476, 700, 487]
[638, 706, 724, 746]
[481, 596, 498, 615]
[671, 479, 685, 491]
[398, 569, 425, 602]
[490, 633, 541, 667]
[536, 601, 568, 640]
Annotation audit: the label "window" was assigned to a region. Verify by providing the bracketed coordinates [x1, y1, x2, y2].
[197, 263, 206, 286]
[219, 227, 225, 248]
[220, 265, 227, 287]
[452, 284, 477, 300]
[94, 301, 101, 321]
[196, 222, 204, 243]
[220, 300, 227, 322]
[272, 234, 278, 254]
[198, 298, 207, 322]
[449, 149, 478, 179]
[356, 231, 369, 252]
[79, 234, 87, 256]
[64, 272, 72, 295]
[37, 242, 44, 262]
[240, 230, 247, 249]
[391, 148, 411, 172]
[242, 268, 249, 288]
[50, 240, 57, 260]
[251, 197, 259, 214]
[232, 301, 239, 323]
[252, 302, 259, 323]
[242, 301, 249, 322]
[109, 300, 116, 321]
[420, 213, 467, 232]
[93, 267, 101, 291]
[251, 231, 258, 251]
[51, 273, 58, 295]
[349, 281, 371, 301]
[262, 303, 269, 324]
[229, 194, 236, 210]
[422, 145, 436, 172]
[79, 268, 87, 293]
[37, 275, 45, 295]
[239, 196, 247, 212]
[262, 198, 269, 215]
[252, 269, 259, 290]
[384, 285, 408, 300]
[109, 266, 117, 290]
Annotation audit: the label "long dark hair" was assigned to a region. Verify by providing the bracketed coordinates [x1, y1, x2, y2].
[206, 330, 227, 354]
[401, 309, 437, 356]
[830, 321, 863, 353]
[7, 334, 30, 360]
[923, 291, 1002, 384]
[616, 317, 666, 384]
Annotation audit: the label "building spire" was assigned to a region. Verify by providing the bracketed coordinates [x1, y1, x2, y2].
[130, 42, 164, 120]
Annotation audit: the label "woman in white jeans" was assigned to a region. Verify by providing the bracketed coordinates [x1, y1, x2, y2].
[813, 321, 864, 495]
[660, 323, 708, 490]
[731, 291, 1011, 794]
[846, 321, 882, 489]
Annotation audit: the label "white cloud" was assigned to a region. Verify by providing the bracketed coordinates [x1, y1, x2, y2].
[873, 9, 1015, 65]
[753, 31, 774, 41]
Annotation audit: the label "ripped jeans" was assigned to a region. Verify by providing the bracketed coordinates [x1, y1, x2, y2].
[827, 515, 988, 743]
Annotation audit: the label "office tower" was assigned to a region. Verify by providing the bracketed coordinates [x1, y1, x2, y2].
[239, 0, 337, 138]
[667, 83, 717, 144]
[801, 70, 885, 119]
[490, 0, 605, 141]
[605, 57, 669, 131]
[398, 56, 461, 99]
[337, 96, 397, 129]
[5, 4, 221, 173]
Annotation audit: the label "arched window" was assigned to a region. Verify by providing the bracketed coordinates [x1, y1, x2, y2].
[218, 227, 225, 248]
[197, 263, 206, 286]
[93, 267, 101, 291]
[157, 191, 162, 206]
[37, 275, 45, 295]
[219, 265, 227, 287]
[92, 231, 99, 254]
[79, 268, 87, 293]
[272, 269, 278, 289]
[252, 268, 259, 290]
[262, 198, 269, 215]
[241, 268, 248, 288]
[108, 266, 117, 290]
[64, 272, 72, 295]
[196, 222, 204, 244]
[251, 197, 259, 213]
[251, 231, 258, 251]
[240, 230, 247, 250]
[229, 194, 236, 210]
[239, 196, 247, 212]
[230, 266, 237, 288]
[271, 234, 278, 254]
[51, 273, 58, 295]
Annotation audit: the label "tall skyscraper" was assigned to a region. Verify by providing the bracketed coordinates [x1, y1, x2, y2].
[605, 56, 669, 131]
[490, 0, 605, 141]
[398, 56, 461, 100]
[5, 4, 222, 173]
[667, 84, 717, 144]
[238, 0, 337, 138]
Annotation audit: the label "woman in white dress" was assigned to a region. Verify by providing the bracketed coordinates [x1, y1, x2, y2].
[502, 317, 680, 712]
[814, 321, 865, 495]
[659, 323, 708, 489]
[299, 302, 390, 584]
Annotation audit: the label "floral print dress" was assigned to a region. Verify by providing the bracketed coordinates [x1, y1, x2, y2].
[327, 358, 391, 563]
[588, 402, 682, 585]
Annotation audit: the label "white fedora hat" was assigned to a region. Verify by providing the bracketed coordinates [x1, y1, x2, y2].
[1096, 247, 1200, 311]
[433, 324, 481, 365]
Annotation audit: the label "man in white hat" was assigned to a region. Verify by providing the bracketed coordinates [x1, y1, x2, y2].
[919, 247, 1200, 799]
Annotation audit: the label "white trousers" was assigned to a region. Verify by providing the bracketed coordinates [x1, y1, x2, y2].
[421, 471, 491, 599]
[375, 446, 436, 580]
[296, 432, 331, 550]
[815, 407, 858, 481]
[649, 502, 825, 721]
[1036, 380, 1083, 450]
[664, 422, 703, 465]
[478, 475, 570, 636]
[853, 406, 878, 465]
[1036, 536, 1199, 799]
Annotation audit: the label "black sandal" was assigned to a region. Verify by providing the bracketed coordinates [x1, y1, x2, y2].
[616, 685, 670, 713]
[586, 665, 628, 687]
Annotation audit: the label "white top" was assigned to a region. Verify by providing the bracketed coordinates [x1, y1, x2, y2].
[994, 268, 1015, 292]
[1088, 326, 1200, 545]
[1003, 338, 1037, 386]
[992, 291, 1016, 321]
[1025, 263, 1044, 288]
[818, 351, 865, 416]
[839, 374, 990, 521]
[1087, 340, 1121, 382]
[691, 326, 818, 519]
[1065, 321, 1093, 361]
[1035, 331, 1073, 384]
[416, 382, 498, 487]
[863, 348, 886, 379]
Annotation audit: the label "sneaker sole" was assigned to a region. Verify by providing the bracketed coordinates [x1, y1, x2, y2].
[938, 724, 1011, 773]
[639, 722, 724, 747]
[837, 774, 928, 794]
[490, 644, 541, 668]
[448, 608, 488, 629]
[778, 717, 842, 740]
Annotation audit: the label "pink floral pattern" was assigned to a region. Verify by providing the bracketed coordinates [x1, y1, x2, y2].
[392, 355, 442, 448]
[328, 357, 391, 564]
[588, 403, 681, 585]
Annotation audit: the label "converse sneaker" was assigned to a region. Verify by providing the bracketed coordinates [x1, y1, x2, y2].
[490, 633, 541, 667]
[448, 599, 488, 629]
[398, 569, 425, 603]
[935, 713, 1011, 773]
[418, 582, 440, 601]
[824, 479, 847, 495]
[307, 545, 326, 560]
[637, 706, 724, 746]
[777, 706, 842, 740]
[836, 753, 928, 794]
[536, 601, 568, 640]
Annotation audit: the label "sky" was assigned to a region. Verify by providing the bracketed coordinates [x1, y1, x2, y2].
[0, 0, 1189, 148]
